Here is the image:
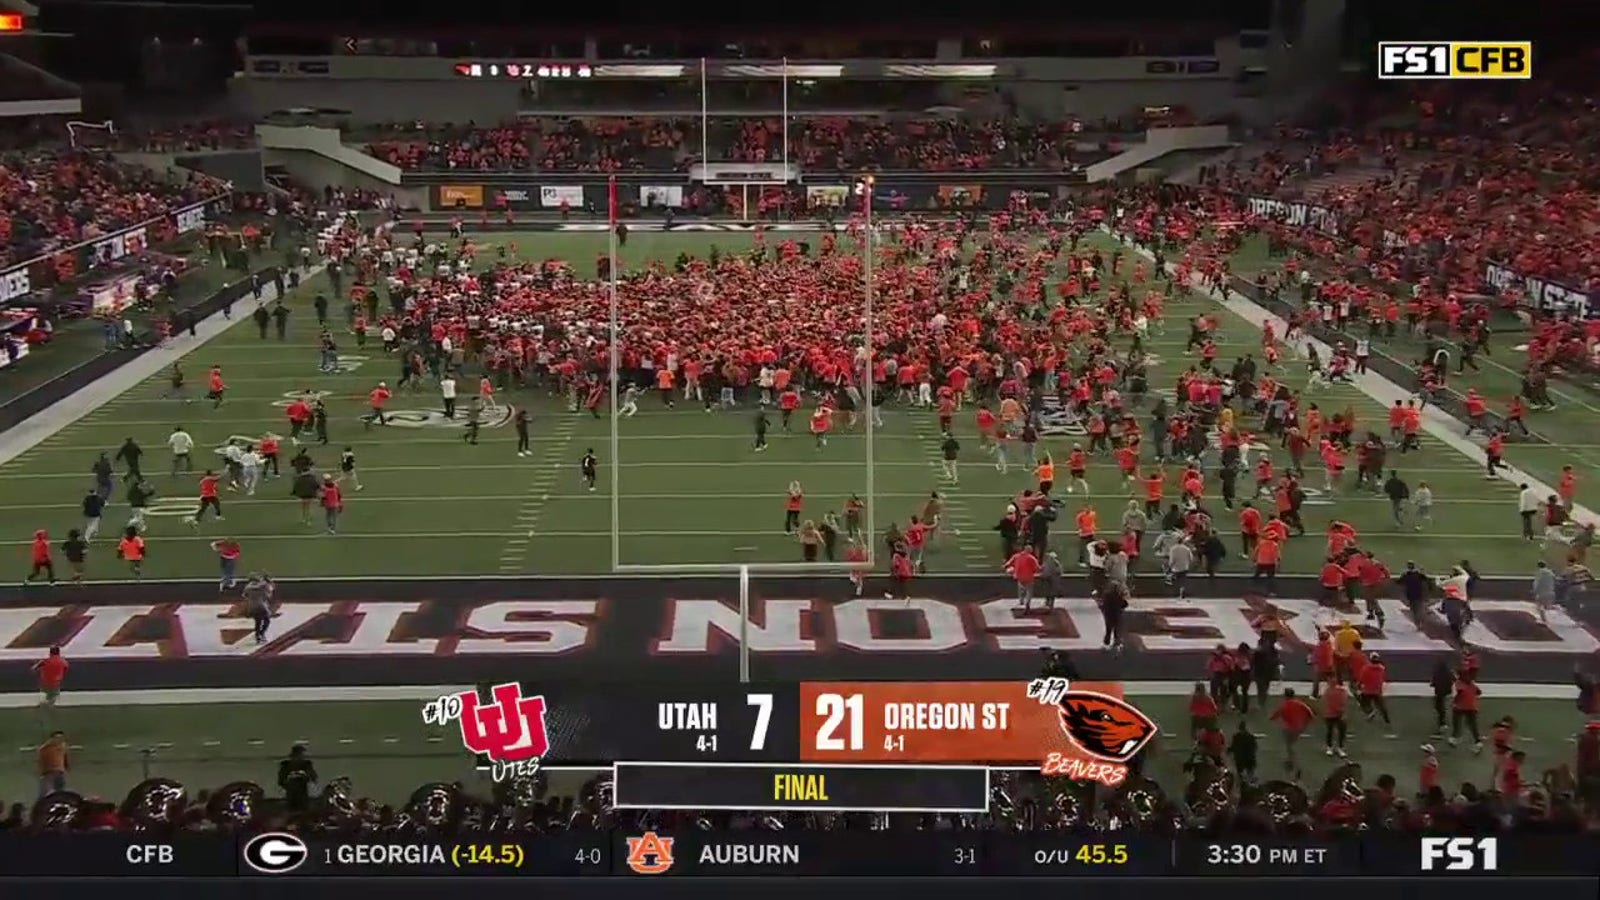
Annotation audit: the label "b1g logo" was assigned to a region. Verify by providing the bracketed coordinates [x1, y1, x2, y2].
[422, 682, 549, 783]
[1420, 837, 1498, 871]
[1378, 42, 1532, 80]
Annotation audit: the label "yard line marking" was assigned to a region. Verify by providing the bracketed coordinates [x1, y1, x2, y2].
[0, 491, 1522, 512]
[0, 528, 1535, 546]
[0, 462, 1502, 479]
[499, 414, 579, 572]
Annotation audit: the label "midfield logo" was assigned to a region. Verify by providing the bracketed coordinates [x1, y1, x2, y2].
[422, 682, 549, 782]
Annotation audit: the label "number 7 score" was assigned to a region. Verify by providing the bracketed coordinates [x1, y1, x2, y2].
[798, 681, 1127, 763]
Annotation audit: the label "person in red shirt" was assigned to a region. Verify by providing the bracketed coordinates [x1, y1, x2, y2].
[904, 517, 930, 572]
[810, 405, 832, 449]
[1419, 743, 1440, 795]
[778, 387, 801, 431]
[366, 381, 392, 429]
[32, 646, 67, 722]
[1188, 681, 1219, 738]
[210, 538, 242, 590]
[191, 470, 223, 525]
[783, 482, 805, 533]
[1005, 546, 1040, 611]
[1270, 688, 1315, 771]
[319, 475, 344, 534]
[1450, 676, 1483, 751]
[1499, 749, 1526, 796]
[26, 529, 54, 584]
[1321, 679, 1349, 757]
[207, 365, 226, 409]
[844, 539, 869, 597]
[885, 546, 914, 602]
[1356, 651, 1394, 735]
[1484, 431, 1504, 478]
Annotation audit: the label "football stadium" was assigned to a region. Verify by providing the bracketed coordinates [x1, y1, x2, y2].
[0, 0, 1596, 890]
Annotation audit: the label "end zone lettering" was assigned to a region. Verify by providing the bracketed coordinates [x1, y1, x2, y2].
[1378, 41, 1532, 79]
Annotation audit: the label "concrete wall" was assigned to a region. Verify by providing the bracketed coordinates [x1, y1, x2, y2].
[230, 77, 522, 124]
[261, 148, 429, 207]
[1010, 79, 1239, 120]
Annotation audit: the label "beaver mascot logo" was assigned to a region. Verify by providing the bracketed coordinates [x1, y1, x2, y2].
[1056, 691, 1158, 762]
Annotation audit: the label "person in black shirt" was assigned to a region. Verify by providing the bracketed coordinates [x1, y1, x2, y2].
[1228, 720, 1258, 782]
[252, 305, 270, 339]
[753, 409, 769, 452]
[81, 490, 104, 542]
[1383, 470, 1411, 527]
[114, 438, 143, 482]
[1394, 561, 1430, 621]
[514, 408, 531, 457]
[580, 450, 598, 493]
[271, 302, 290, 340]
[277, 744, 318, 813]
[61, 530, 87, 584]
[313, 399, 329, 444]
[940, 433, 960, 483]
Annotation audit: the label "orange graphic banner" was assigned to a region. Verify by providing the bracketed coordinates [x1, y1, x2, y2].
[438, 185, 484, 208]
[798, 680, 1134, 763]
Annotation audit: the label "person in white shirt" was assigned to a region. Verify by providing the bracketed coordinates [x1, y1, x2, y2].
[619, 384, 641, 418]
[757, 366, 776, 405]
[168, 427, 195, 475]
[439, 375, 458, 419]
[1517, 483, 1541, 540]
[240, 447, 262, 496]
[1411, 481, 1434, 530]
[222, 443, 246, 491]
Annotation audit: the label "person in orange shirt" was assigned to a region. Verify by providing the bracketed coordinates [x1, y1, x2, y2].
[37, 730, 69, 798]
[1005, 545, 1040, 611]
[1558, 465, 1577, 510]
[1188, 682, 1219, 738]
[116, 526, 146, 579]
[1489, 715, 1516, 772]
[478, 375, 499, 411]
[655, 367, 676, 408]
[365, 381, 392, 428]
[1142, 469, 1165, 518]
[1074, 506, 1098, 568]
[809, 405, 832, 449]
[1321, 679, 1349, 757]
[319, 475, 344, 534]
[207, 365, 226, 409]
[1237, 503, 1262, 561]
[1269, 688, 1315, 771]
[32, 646, 67, 724]
[1251, 534, 1281, 595]
[1035, 454, 1055, 495]
[844, 539, 869, 597]
[1309, 631, 1336, 699]
[1450, 676, 1483, 751]
[27, 529, 54, 585]
[1319, 556, 1347, 607]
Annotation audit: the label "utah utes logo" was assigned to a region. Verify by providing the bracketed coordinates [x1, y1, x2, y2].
[1056, 692, 1157, 763]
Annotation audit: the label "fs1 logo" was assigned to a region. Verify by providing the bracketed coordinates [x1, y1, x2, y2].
[1378, 42, 1532, 79]
[1420, 837, 1499, 871]
[422, 682, 549, 782]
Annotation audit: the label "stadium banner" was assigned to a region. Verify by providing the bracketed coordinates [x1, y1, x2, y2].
[1483, 261, 1597, 319]
[936, 184, 986, 206]
[1242, 194, 1340, 236]
[488, 187, 538, 210]
[640, 184, 684, 208]
[539, 185, 585, 208]
[0, 193, 231, 306]
[806, 185, 850, 207]
[436, 184, 484, 209]
[690, 162, 797, 183]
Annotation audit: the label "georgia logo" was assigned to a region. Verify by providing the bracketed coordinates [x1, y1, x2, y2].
[1055, 691, 1158, 763]
[242, 832, 309, 874]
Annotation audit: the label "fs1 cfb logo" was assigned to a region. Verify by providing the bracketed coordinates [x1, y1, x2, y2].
[1420, 837, 1499, 872]
[243, 832, 309, 874]
[1378, 42, 1532, 79]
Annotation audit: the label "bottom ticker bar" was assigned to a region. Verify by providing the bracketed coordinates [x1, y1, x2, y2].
[0, 834, 1592, 877]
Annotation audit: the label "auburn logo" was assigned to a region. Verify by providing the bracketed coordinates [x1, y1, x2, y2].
[625, 831, 675, 875]
[1056, 691, 1158, 763]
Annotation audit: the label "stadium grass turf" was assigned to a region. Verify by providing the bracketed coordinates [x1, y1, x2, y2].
[1227, 234, 1600, 492]
[0, 694, 1580, 806]
[0, 230, 1573, 579]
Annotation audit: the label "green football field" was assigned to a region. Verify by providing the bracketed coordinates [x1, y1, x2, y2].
[0, 229, 1580, 579]
[0, 689, 1580, 805]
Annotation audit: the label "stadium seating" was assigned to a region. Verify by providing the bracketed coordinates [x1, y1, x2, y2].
[0, 149, 225, 267]
[364, 117, 1105, 173]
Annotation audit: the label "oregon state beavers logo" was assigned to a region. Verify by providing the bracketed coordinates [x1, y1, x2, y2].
[1056, 691, 1158, 763]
